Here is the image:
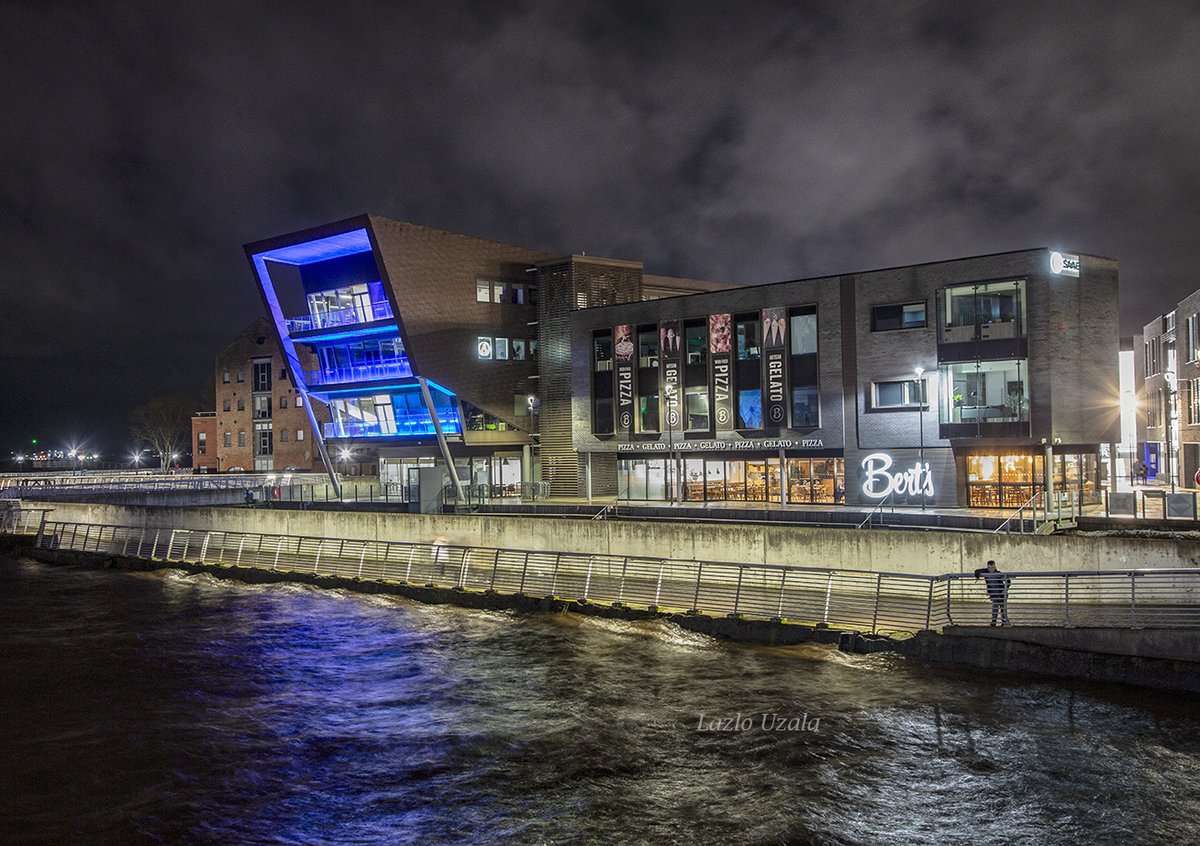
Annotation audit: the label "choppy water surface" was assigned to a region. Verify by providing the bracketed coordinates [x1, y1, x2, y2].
[2, 557, 1199, 846]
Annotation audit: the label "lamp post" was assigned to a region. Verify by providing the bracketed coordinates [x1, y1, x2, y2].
[1164, 372, 1177, 493]
[915, 366, 926, 511]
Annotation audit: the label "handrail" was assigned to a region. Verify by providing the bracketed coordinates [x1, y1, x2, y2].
[857, 493, 894, 529]
[592, 498, 619, 520]
[993, 491, 1044, 534]
[30, 517, 1200, 634]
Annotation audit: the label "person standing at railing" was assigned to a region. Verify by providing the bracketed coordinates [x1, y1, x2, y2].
[973, 560, 1012, 626]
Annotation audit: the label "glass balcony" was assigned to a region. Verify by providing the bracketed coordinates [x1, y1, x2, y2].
[324, 410, 461, 439]
[303, 359, 413, 386]
[286, 300, 395, 334]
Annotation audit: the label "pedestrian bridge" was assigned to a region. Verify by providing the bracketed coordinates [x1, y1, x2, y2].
[9, 511, 1200, 635]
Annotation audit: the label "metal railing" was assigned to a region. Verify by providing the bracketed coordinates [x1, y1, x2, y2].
[0, 474, 327, 501]
[302, 359, 413, 386]
[857, 493, 895, 529]
[323, 413, 461, 439]
[0, 506, 52, 536]
[28, 519, 1200, 634]
[441, 482, 550, 508]
[285, 301, 395, 333]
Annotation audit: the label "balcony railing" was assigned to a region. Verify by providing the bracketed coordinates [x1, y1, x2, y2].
[286, 300, 395, 334]
[303, 359, 413, 386]
[323, 412, 461, 439]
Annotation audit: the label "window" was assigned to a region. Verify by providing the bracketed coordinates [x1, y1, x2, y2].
[789, 305, 819, 428]
[937, 360, 1028, 424]
[296, 394, 304, 408]
[476, 281, 491, 302]
[477, 337, 493, 359]
[1188, 315, 1200, 362]
[871, 301, 926, 331]
[510, 284, 525, 305]
[1145, 340, 1161, 376]
[738, 389, 763, 429]
[223, 432, 232, 448]
[280, 429, 289, 443]
[684, 323, 707, 365]
[223, 399, 231, 412]
[297, 429, 304, 441]
[237, 369, 245, 383]
[237, 399, 245, 412]
[197, 432, 207, 455]
[222, 371, 230, 384]
[238, 431, 246, 448]
[512, 339, 526, 361]
[492, 282, 507, 304]
[685, 386, 709, 430]
[255, 426, 272, 456]
[941, 279, 1026, 343]
[593, 333, 613, 372]
[279, 396, 288, 409]
[280, 368, 288, 380]
[872, 379, 926, 409]
[252, 361, 271, 392]
[495, 337, 509, 360]
[735, 314, 761, 360]
[637, 326, 659, 368]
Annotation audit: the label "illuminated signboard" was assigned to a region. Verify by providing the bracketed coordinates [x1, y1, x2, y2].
[1050, 251, 1080, 277]
[860, 452, 934, 499]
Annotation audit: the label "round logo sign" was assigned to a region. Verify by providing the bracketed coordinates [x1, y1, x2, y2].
[716, 408, 730, 425]
[769, 406, 785, 423]
[667, 410, 679, 427]
[620, 411, 632, 427]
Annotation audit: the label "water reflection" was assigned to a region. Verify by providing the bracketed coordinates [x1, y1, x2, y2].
[1, 557, 1198, 845]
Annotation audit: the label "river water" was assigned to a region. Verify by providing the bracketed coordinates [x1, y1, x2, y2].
[2, 556, 1199, 846]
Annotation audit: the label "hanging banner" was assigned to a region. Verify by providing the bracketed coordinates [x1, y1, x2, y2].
[661, 320, 682, 433]
[762, 307, 788, 427]
[614, 324, 635, 434]
[710, 314, 734, 432]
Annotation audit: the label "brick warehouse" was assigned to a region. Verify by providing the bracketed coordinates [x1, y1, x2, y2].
[192, 317, 330, 473]
[243, 214, 1119, 509]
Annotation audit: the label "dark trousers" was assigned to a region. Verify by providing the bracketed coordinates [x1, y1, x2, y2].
[990, 597, 1010, 625]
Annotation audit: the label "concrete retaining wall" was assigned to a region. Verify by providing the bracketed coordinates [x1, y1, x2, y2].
[24, 500, 1200, 575]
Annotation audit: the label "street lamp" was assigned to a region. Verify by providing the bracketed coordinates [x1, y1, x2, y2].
[915, 366, 926, 511]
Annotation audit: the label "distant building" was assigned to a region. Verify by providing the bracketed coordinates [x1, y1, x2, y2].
[191, 317, 329, 472]
[1137, 291, 1200, 488]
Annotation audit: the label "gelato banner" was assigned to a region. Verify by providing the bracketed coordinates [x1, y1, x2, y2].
[762, 308, 788, 427]
[661, 320, 682, 433]
[614, 324, 635, 434]
[709, 314, 734, 433]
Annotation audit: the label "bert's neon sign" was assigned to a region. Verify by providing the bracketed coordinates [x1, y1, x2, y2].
[861, 452, 934, 499]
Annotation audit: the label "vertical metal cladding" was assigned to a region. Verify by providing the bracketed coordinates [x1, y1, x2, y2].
[710, 313, 734, 432]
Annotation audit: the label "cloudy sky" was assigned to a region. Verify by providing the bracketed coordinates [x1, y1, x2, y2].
[2, 0, 1199, 454]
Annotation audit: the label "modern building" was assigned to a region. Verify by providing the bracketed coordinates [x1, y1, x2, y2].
[243, 216, 730, 497]
[243, 215, 1119, 509]
[1137, 289, 1200, 489]
[191, 317, 329, 473]
[575, 248, 1120, 509]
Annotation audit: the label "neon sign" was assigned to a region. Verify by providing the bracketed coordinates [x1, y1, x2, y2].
[861, 452, 934, 499]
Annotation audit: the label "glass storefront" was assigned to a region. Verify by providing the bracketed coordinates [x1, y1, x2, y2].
[965, 451, 1099, 508]
[621, 455, 845, 504]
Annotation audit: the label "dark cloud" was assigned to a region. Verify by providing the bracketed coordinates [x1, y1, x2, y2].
[1, 0, 1198, 452]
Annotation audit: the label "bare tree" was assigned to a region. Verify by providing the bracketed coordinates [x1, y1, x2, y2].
[130, 395, 194, 470]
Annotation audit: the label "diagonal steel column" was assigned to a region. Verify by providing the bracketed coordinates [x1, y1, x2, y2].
[417, 376, 466, 502]
[302, 392, 342, 499]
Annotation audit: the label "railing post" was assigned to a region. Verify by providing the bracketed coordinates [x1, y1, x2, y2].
[822, 572, 833, 623]
[489, 549, 500, 591]
[654, 561, 665, 607]
[871, 573, 883, 633]
[583, 556, 594, 600]
[1130, 572, 1137, 627]
[777, 569, 787, 618]
[458, 549, 470, 588]
[1064, 574, 1071, 626]
[617, 556, 628, 603]
[518, 551, 530, 595]
[692, 563, 704, 611]
[550, 553, 561, 595]
[925, 578, 934, 630]
[150, 529, 161, 560]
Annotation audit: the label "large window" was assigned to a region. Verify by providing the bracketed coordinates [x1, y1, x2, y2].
[941, 279, 1026, 343]
[252, 361, 272, 392]
[636, 325, 660, 432]
[593, 331, 614, 435]
[685, 386, 709, 431]
[789, 306, 819, 428]
[872, 301, 926, 331]
[737, 390, 763, 429]
[937, 359, 1027, 424]
[735, 314, 761, 360]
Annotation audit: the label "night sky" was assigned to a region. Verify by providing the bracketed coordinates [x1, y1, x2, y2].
[3, 1, 1199, 456]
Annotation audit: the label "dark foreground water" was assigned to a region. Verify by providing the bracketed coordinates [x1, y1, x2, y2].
[2, 557, 1199, 846]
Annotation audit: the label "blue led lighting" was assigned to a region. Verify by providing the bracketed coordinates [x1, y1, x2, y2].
[289, 323, 399, 344]
[253, 228, 373, 265]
